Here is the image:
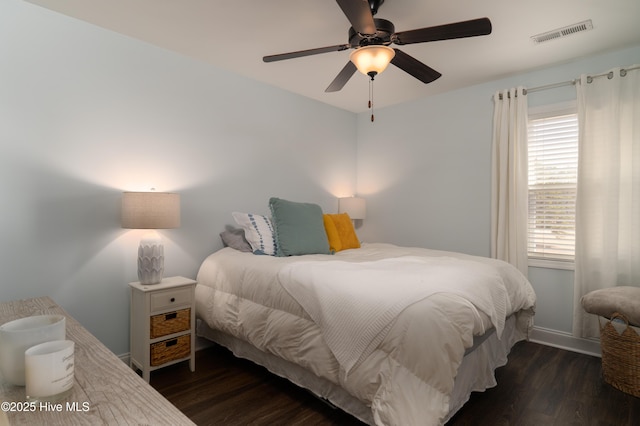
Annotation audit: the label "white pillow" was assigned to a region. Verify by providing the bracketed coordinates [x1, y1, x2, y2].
[231, 212, 277, 255]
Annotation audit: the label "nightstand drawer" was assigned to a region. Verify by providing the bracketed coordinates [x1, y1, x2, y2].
[150, 308, 191, 339]
[150, 334, 191, 366]
[150, 287, 192, 312]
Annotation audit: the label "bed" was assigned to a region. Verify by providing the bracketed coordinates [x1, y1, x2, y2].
[195, 241, 536, 425]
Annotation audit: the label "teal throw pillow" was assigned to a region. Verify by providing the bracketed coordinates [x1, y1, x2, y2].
[269, 197, 330, 256]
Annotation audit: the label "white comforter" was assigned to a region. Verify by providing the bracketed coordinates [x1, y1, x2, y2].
[195, 243, 536, 425]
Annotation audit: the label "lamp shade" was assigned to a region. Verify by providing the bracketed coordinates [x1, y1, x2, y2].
[338, 197, 366, 220]
[121, 192, 180, 229]
[349, 45, 395, 76]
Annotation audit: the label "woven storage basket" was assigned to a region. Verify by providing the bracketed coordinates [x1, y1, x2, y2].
[599, 312, 640, 398]
[150, 334, 190, 366]
[150, 308, 190, 339]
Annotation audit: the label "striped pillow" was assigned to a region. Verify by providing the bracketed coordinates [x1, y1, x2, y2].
[232, 212, 277, 255]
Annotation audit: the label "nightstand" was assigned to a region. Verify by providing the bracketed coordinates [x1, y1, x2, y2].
[129, 276, 197, 382]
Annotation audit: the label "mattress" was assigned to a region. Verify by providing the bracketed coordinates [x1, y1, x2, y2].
[195, 243, 536, 425]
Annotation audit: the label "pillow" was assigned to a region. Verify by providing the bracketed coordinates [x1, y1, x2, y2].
[581, 286, 640, 327]
[323, 214, 342, 253]
[269, 197, 330, 256]
[326, 213, 361, 250]
[231, 212, 277, 255]
[219, 227, 252, 252]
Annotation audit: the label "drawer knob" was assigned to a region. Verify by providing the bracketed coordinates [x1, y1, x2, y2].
[170, 297, 175, 302]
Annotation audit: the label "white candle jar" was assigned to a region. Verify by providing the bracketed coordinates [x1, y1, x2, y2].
[0, 315, 66, 386]
[25, 340, 75, 402]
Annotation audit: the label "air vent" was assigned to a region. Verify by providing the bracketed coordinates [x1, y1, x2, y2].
[531, 20, 593, 44]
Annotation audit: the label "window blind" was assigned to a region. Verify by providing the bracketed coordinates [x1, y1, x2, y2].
[527, 112, 578, 261]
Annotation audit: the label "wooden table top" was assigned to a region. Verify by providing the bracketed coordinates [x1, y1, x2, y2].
[0, 296, 195, 425]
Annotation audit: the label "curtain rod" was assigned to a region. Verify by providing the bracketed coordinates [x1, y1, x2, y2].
[496, 64, 640, 99]
[526, 80, 574, 94]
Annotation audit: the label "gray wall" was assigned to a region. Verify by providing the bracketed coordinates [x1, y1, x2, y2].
[356, 44, 640, 334]
[0, 0, 357, 355]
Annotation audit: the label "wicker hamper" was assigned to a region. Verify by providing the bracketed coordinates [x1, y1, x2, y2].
[599, 312, 640, 398]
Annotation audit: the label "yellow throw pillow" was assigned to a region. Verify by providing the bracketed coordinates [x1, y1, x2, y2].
[327, 213, 361, 250]
[323, 214, 342, 253]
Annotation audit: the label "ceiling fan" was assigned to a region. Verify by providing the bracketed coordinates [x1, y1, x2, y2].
[263, 0, 492, 92]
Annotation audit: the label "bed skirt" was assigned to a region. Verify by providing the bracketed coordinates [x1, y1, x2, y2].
[197, 313, 526, 425]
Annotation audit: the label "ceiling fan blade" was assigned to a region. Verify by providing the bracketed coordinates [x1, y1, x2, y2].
[263, 44, 351, 62]
[325, 61, 358, 92]
[390, 49, 441, 84]
[394, 17, 492, 45]
[335, 0, 377, 35]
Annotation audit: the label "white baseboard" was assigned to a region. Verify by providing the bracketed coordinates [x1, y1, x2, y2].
[195, 335, 214, 351]
[530, 326, 601, 357]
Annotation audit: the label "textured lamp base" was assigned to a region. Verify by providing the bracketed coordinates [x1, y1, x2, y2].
[138, 232, 164, 285]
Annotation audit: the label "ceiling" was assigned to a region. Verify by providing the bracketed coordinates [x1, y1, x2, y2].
[26, 0, 640, 113]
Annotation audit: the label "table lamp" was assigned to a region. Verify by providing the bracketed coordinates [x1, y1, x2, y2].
[121, 191, 180, 284]
[338, 196, 366, 220]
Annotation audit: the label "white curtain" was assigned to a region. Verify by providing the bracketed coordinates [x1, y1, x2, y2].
[491, 87, 529, 277]
[573, 66, 640, 338]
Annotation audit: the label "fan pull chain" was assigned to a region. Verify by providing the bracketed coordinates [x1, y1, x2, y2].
[369, 76, 375, 122]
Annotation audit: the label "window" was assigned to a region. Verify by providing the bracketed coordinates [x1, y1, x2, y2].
[527, 102, 578, 267]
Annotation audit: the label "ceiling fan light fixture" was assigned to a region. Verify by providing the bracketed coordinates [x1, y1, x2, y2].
[349, 45, 395, 77]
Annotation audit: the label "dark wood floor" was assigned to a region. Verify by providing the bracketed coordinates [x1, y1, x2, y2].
[151, 341, 640, 425]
